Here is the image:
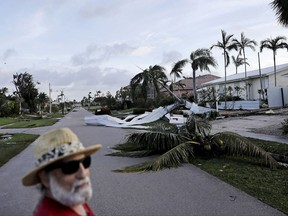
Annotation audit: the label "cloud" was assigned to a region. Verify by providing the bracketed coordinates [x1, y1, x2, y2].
[20, 10, 48, 40]
[161, 51, 183, 65]
[71, 43, 143, 66]
[1, 49, 17, 61]
[131, 46, 153, 56]
[79, 1, 122, 19]
[30, 65, 132, 100]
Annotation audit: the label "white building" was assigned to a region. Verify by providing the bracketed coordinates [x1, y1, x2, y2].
[200, 63, 288, 109]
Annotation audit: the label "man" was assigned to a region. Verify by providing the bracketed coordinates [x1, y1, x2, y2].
[22, 127, 102, 216]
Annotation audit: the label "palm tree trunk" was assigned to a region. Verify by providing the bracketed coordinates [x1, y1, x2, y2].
[224, 53, 227, 109]
[243, 50, 248, 100]
[270, 152, 288, 164]
[192, 69, 197, 103]
[273, 50, 277, 86]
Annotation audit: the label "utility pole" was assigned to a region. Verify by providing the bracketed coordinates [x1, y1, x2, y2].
[258, 52, 264, 100]
[61, 90, 64, 115]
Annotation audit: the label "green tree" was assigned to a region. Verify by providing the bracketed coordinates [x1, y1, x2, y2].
[189, 48, 217, 103]
[271, 0, 288, 27]
[0, 87, 9, 116]
[170, 59, 188, 83]
[130, 65, 167, 103]
[37, 92, 49, 116]
[231, 54, 249, 74]
[115, 87, 131, 102]
[108, 115, 278, 172]
[211, 30, 237, 108]
[169, 59, 188, 97]
[233, 33, 257, 100]
[13, 72, 39, 113]
[260, 36, 288, 86]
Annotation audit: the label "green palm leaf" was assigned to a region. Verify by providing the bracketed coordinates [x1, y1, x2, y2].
[127, 131, 185, 151]
[111, 142, 145, 152]
[114, 141, 199, 173]
[212, 132, 278, 169]
[107, 150, 156, 158]
[184, 116, 211, 138]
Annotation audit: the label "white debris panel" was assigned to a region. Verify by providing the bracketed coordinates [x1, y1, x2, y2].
[84, 101, 215, 128]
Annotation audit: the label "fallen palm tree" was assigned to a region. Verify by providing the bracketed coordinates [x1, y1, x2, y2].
[108, 115, 282, 172]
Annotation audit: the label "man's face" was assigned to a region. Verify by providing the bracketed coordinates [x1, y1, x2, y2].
[47, 154, 93, 206]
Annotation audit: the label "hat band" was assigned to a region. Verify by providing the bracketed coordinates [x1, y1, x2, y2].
[35, 141, 85, 167]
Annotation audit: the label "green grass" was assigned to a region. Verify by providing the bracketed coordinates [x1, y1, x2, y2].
[192, 137, 288, 215]
[0, 117, 18, 126]
[0, 133, 39, 167]
[2, 118, 59, 128]
[0, 114, 62, 129]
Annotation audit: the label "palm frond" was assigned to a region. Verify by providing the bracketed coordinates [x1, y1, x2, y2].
[111, 142, 145, 152]
[107, 150, 156, 158]
[127, 131, 185, 151]
[212, 132, 278, 168]
[185, 116, 211, 138]
[113, 141, 198, 173]
[150, 123, 179, 134]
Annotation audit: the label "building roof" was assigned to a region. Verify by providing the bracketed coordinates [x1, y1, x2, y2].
[202, 63, 288, 86]
[173, 74, 220, 90]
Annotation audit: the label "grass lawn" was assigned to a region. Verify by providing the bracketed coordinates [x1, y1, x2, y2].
[0, 117, 17, 126]
[0, 114, 63, 129]
[0, 133, 39, 167]
[192, 137, 288, 215]
[2, 118, 59, 128]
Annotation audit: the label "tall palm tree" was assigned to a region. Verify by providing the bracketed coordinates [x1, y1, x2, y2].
[211, 30, 237, 108]
[232, 54, 249, 74]
[170, 59, 188, 83]
[130, 65, 167, 102]
[271, 0, 288, 27]
[189, 48, 217, 103]
[169, 59, 188, 97]
[233, 33, 257, 100]
[108, 115, 278, 172]
[260, 36, 288, 86]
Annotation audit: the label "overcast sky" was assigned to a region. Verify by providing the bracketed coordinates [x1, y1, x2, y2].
[0, 0, 287, 101]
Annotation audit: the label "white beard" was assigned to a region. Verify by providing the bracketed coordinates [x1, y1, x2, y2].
[48, 173, 93, 207]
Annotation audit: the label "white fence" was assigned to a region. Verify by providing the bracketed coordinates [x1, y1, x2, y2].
[267, 87, 288, 108]
[217, 100, 260, 110]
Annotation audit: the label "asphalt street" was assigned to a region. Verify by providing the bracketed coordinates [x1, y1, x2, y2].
[0, 108, 286, 216]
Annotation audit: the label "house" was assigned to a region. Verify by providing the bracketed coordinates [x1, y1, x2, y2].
[200, 63, 288, 108]
[161, 74, 220, 98]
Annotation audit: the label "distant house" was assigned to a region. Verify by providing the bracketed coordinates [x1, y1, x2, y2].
[201, 63, 288, 101]
[161, 74, 220, 98]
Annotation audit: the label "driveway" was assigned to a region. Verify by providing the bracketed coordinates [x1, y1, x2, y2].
[211, 114, 288, 144]
[0, 108, 286, 216]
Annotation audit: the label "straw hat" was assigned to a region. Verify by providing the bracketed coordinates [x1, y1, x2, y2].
[22, 127, 102, 186]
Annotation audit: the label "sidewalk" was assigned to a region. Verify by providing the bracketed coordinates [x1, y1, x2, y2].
[0, 108, 287, 216]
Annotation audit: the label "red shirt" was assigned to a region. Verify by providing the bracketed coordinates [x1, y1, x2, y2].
[33, 196, 95, 216]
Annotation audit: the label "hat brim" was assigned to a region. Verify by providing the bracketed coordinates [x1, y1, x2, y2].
[22, 144, 102, 186]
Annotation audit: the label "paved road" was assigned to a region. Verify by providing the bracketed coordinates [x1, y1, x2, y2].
[0, 108, 286, 216]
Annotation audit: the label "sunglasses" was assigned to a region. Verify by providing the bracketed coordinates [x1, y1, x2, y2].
[45, 156, 91, 175]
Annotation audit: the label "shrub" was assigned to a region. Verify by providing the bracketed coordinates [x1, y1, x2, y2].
[95, 107, 111, 115]
[133, 108, 147, 115]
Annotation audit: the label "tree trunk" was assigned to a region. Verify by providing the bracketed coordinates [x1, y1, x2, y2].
[224, 53, 227, 109]
[244, 50, 248, 100]
[273, 50, 277, 86]
[269, 152, 288, 164]
[192, 68, 197, 103]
